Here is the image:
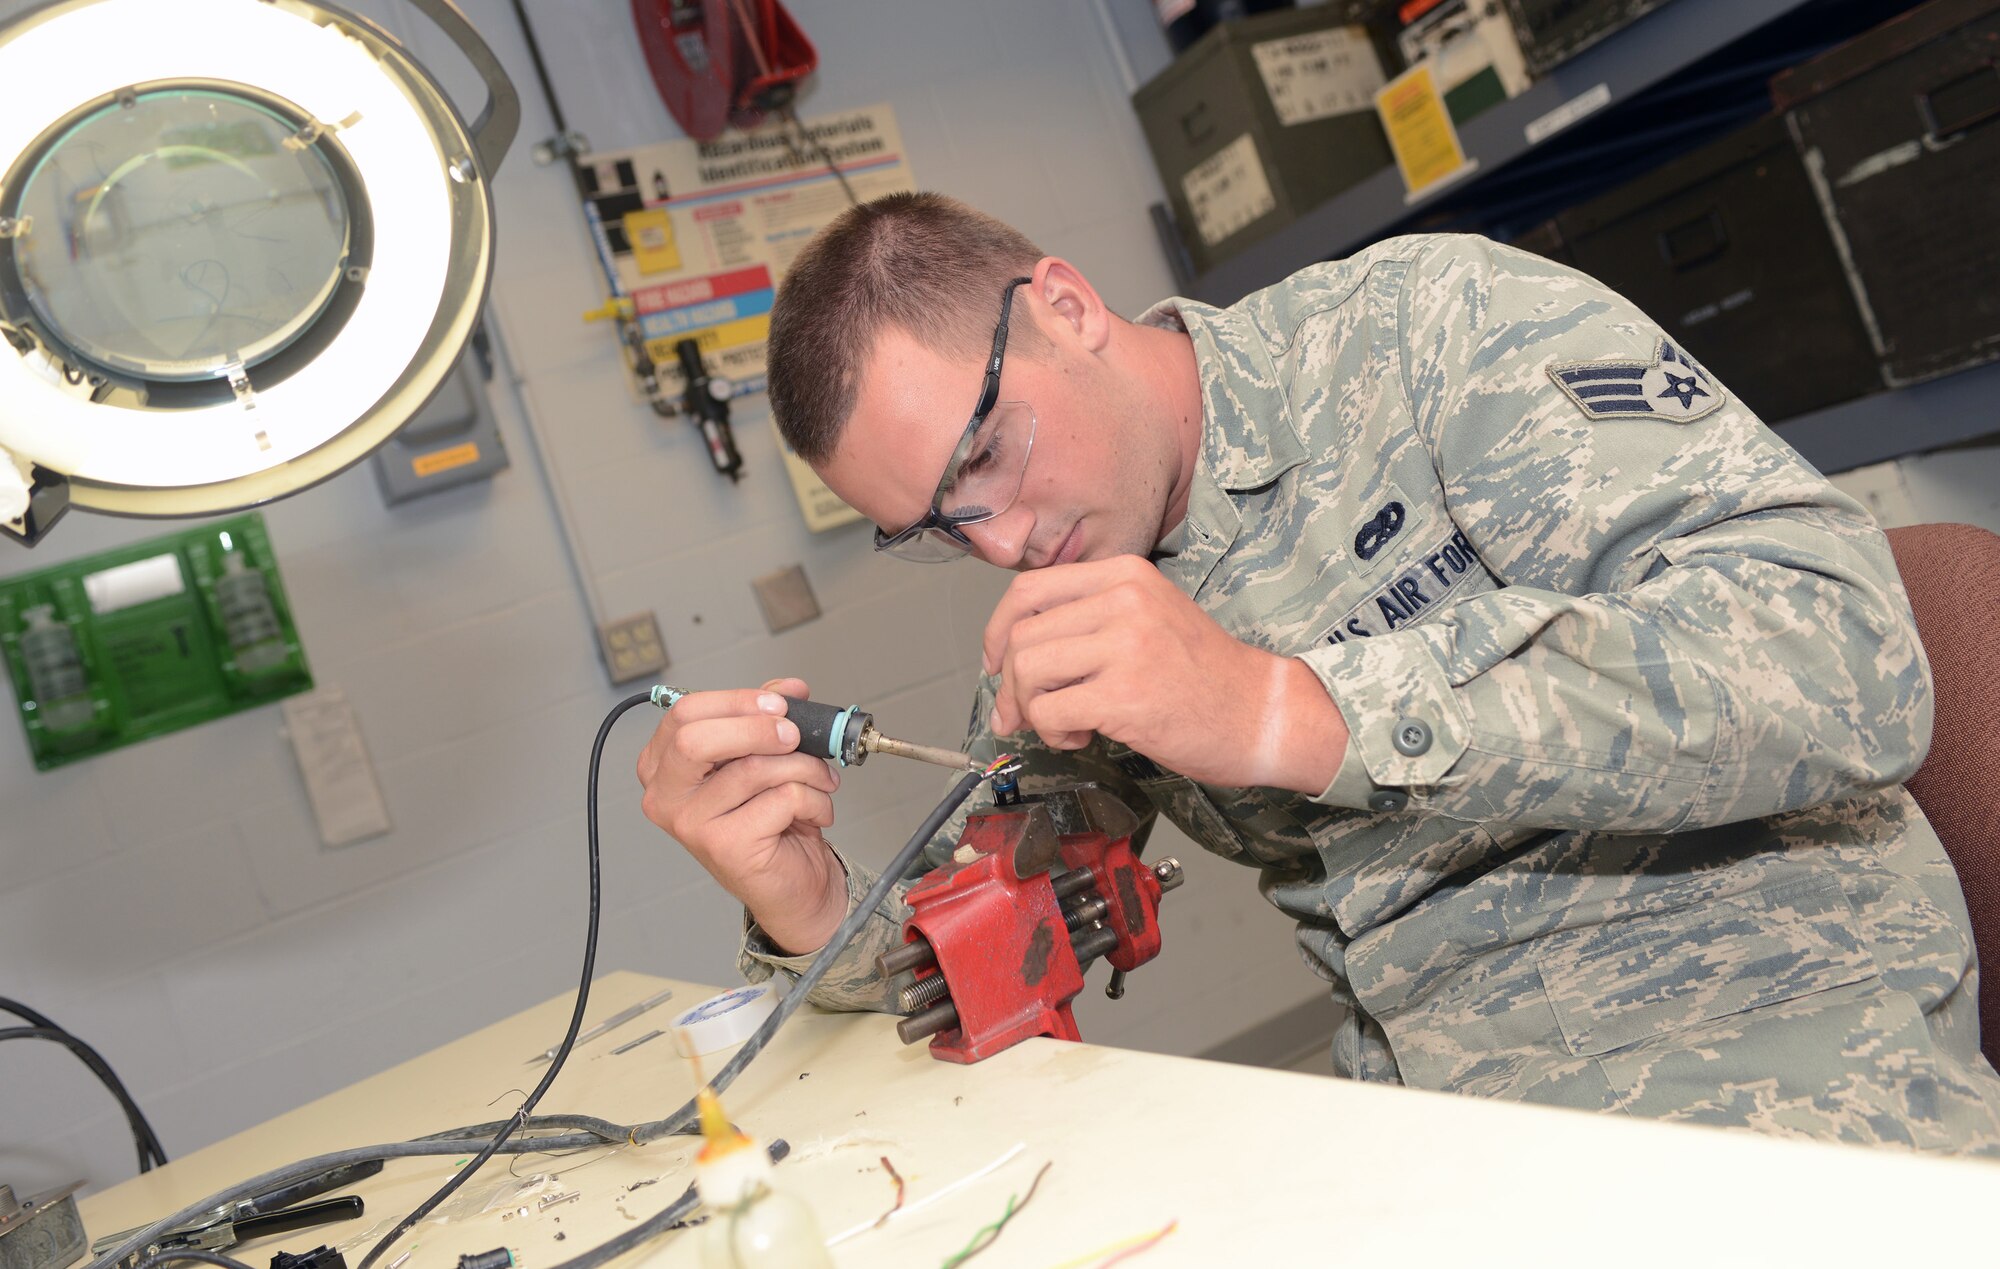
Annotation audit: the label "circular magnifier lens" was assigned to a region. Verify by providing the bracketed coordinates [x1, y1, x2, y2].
[10, 87, 350, 382]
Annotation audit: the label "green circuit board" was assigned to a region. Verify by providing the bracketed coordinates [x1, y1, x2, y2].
[0, 514, 311, 770]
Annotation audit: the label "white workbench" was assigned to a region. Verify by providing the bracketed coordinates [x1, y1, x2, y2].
[79, 971, 1995, 1267]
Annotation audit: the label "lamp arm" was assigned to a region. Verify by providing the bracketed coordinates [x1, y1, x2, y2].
[403, 0, 520, 178]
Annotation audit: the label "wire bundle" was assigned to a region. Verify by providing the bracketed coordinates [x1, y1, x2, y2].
[97, 695, 1000, 1269]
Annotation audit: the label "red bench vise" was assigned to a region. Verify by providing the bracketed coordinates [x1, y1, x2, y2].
[879, 784, 1184, 1064]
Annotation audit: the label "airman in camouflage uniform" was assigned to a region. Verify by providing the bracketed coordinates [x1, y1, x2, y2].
[676, 222, 2000, 1153]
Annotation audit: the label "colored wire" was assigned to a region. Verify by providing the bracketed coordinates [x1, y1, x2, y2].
[1043, 1219, 1181, 1269]
[872, 1155, 906, 1229]
[939, 1161, 1051, 1268]
[354, 690, 652, 1269]
[826, 1143, 1026, 1247]
[0, 1004, 167, 1172]
[1092, 1221, 1179, 1268]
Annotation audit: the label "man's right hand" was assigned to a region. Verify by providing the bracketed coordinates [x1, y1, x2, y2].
[636, 676, 848, 955]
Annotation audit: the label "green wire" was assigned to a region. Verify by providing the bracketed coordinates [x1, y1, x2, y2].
[939, 1196, 1018, 1269]
[938, 1161, 1051, 1268]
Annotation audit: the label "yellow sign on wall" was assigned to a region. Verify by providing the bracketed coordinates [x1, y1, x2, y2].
[1375, 63, 1473, 198]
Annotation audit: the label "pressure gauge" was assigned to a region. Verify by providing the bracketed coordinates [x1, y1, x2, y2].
[0, 0, 518, 544]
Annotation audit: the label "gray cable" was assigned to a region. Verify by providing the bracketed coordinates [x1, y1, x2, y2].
[87, 1134, 611, 1269]
[625, 767, 985, 1144]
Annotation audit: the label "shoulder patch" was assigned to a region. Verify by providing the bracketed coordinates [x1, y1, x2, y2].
[1547, 339, 1724, 423]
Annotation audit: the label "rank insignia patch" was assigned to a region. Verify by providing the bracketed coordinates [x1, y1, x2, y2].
[1547, 339, 1724, 423]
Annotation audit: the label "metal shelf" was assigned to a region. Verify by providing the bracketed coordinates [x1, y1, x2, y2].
[1185, 0, 1814, 306]
[1775, 360, 2000, 474]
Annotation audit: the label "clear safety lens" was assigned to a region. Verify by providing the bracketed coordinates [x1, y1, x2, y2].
[938, 400, 1035, 522]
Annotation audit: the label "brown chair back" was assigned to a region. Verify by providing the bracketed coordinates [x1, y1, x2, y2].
[1887, 522, 2000, 1067]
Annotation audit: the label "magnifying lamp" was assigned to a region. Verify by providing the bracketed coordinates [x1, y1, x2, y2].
[0, 0, 518, 545]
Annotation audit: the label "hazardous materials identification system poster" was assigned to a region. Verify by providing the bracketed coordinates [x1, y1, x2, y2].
[577, 106, 914, 530]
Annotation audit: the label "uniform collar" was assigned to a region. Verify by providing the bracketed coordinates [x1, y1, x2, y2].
[1136, 294, 1308, 493]
[1138, 295, 1306, 601]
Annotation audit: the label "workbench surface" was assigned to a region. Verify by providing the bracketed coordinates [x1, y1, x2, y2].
[80, 971, 1993, 1266]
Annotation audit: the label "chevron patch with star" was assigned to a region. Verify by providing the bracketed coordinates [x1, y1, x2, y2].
[1547, 338, 1725, 423]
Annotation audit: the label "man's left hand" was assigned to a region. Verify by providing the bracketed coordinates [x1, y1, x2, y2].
[982, 555, 1348, 794]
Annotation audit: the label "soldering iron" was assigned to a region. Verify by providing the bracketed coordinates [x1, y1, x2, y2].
[779, 697, 978, 771]
[647, 684, 978, 772]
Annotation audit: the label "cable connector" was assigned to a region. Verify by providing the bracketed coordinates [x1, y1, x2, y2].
[649, 684, 686, 709]
[272, 1247, 348, 1269]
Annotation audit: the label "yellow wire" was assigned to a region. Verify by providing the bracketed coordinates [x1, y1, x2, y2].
[1041, 1219, 1179, 1269]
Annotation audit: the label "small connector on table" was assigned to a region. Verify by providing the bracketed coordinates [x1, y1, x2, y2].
[271, 1248, 347, 1269]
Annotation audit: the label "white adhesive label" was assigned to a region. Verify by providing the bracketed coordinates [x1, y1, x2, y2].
[1524, 81, 1611, 145]
[1253, 26, 1386, 125]
[1183, 133, 1277, 247]
[282, 687, 391, 848]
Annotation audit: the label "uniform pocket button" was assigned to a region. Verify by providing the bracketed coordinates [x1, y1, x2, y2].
[1368, 789, 1409, 813]
[1392, 718, 1432, 756]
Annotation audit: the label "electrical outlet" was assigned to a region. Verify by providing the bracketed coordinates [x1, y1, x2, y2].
[753, 564, 821, 633]
[600, 611, 669, 684]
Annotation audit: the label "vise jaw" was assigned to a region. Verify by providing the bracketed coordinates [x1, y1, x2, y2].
[883, 784, 1181, 1064]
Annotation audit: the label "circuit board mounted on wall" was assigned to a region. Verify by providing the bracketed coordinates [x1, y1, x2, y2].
[0, 514, 312, 770]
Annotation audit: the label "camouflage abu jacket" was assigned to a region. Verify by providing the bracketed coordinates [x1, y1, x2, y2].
[742, 234, 1947, 1090]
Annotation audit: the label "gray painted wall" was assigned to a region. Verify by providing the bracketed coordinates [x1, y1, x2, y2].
[0, 0, 1329, 1195]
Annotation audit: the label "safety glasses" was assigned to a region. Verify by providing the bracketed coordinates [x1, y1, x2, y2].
[873, 276, 1038, 563]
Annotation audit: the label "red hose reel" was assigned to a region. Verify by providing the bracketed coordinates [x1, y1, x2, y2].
[632, 0, 818, 141]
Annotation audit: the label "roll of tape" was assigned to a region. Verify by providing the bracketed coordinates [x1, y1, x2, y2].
[671, 983, 778, 1057]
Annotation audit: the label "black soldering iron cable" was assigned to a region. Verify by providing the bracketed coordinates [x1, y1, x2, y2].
[87, 711, 990, 1269]
[352, 690, 652, 1269]
[0, 1020, 167, 1172]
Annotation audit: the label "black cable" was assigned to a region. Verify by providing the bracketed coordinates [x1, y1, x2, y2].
[1, 996, 167, 1167]
[354, 691, 651, 1269]
[0, 1017, 167, 1172]
[504, 0, 569, 137]
[778, 103, 858, 207]
[553, 1185, 699, 1269]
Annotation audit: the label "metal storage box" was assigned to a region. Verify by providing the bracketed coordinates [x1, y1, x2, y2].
[1133, 5, 1394, 276]
[1503, 0, 1680, 76]
[1554, 113, 1883, 422]
[1775, 0, 2000, 386]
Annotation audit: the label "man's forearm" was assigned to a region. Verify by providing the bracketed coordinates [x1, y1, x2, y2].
[738, 846, 911, 1013]
[753, 845, 852, 955]
[1266, 656, 1350, 796]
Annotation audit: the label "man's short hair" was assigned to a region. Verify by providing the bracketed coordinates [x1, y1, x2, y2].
[767, 192, 1045, 465]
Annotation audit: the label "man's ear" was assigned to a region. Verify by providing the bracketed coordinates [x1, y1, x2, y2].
[1033, 256, 1111, 354]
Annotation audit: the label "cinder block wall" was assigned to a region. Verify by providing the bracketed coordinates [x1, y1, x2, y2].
[0, 0, 1330, 1194]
